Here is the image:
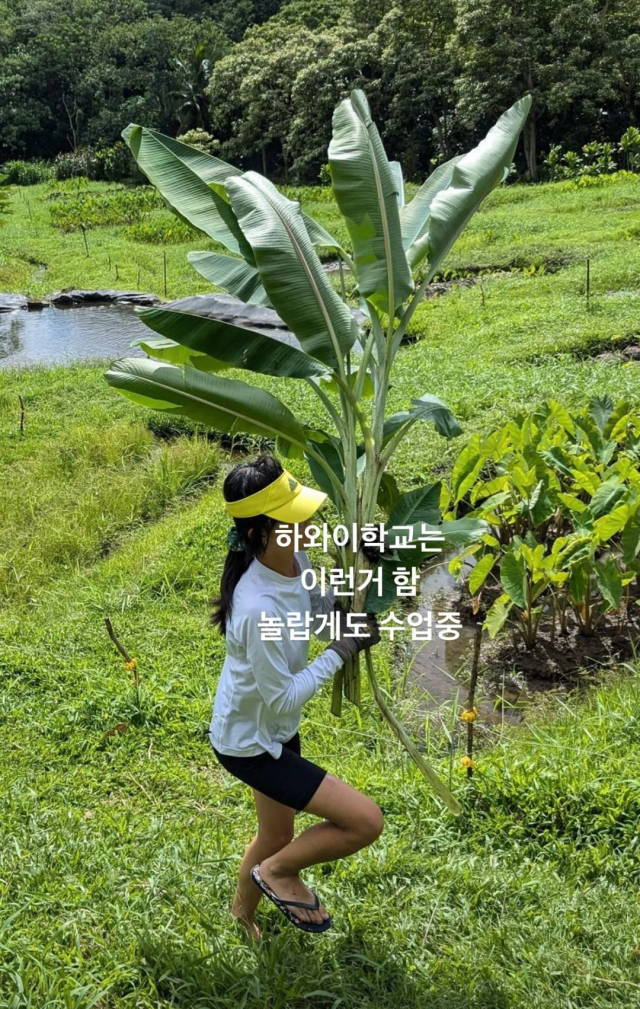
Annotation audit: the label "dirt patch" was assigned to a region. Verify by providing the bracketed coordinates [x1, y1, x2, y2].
[454, 584, 640, 691]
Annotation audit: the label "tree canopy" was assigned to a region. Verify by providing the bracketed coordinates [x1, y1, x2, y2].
[1, 0, 638, 179]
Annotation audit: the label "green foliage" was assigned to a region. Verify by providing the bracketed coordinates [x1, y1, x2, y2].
[3, 361, 640, 1004]
[447, 395, 640, 646]
[126, 217, 198, 244]
[542, 128, 640, 182]
[104, 91, 532, 811]
[49, 186, 161, 231]
[1, 159, 54, 185]
[0, 364, 220, 605]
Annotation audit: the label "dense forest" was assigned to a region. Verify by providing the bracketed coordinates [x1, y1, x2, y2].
[1, 0, 639, 180]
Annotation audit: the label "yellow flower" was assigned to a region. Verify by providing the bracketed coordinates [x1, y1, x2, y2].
[124, 658, 137, 671]
[461, 707, 479, 723]
[461, 755, 476, 769]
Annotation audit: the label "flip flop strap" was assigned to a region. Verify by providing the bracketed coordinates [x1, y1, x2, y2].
[252, 869, 320, 911]
[276, 894, 320, 911]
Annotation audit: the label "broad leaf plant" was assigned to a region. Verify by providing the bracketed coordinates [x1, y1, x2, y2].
[106, 91, 532, 814]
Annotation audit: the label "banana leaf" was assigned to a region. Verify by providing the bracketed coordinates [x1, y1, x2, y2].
[135, 305, 327, 380]
[105, 358, 308, 452]
[227, 172, 358, 368]
[328, 89, 414, 314]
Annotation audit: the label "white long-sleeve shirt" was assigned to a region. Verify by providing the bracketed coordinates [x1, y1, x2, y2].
[209, 551, 341, 758]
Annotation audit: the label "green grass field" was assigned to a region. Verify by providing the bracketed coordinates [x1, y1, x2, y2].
[1, 175, 640, 1006]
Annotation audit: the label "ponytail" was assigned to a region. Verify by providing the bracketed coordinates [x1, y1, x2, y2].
[210, 455, 282, 635]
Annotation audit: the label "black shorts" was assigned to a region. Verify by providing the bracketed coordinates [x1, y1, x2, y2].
[211, 731, 327, 811]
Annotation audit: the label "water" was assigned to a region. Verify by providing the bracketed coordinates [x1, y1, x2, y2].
[408, 553, 523, 724]
[0, 306, 149, 369]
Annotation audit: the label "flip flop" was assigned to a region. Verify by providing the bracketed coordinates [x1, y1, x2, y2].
[250, 864, 333, 934]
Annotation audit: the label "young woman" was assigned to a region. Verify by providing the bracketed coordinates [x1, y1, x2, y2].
[209, 455, 383, 938]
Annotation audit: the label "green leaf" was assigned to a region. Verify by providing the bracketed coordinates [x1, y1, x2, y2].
[501, 551, 527, 608]
[187, 251, 270, 306]
[321, 367, 373, 398]
[589, 477, 626, 519]
[104, 358, 307, 450]
[304, 432, 344, 509]
[389, 160, 405, 210]
[484, 594, 512, 638]
[364, 558, 410, 613]
[388, 483, 442, 528]
[400, 156, 461, 266]
[226, 172, 358, 368]
[593, 503, 630, 542]
[136, 306, 327, 380]
[123, 125, 252, 260]
[468, 553, 497, 595]
[452, 442, 484, 503]
[377, 472, 401, 515]
[589, 394, 614, 433]
[622, 511, 640, 564]
[130, 335, 225, 373]
[410, 96, 532, 274]
[594, 558, 623, 610]
[328, 89, 414, 313]
[383, 394, 462, 446]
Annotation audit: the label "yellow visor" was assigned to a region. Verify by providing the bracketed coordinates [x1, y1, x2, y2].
[224, 469, 327, 524]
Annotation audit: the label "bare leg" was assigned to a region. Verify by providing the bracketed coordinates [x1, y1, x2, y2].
[232, 790, 295, 939]
[258, 774, 383, 926]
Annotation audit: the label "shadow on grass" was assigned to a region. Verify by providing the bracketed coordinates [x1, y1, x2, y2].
[134, 925, 510, 1009]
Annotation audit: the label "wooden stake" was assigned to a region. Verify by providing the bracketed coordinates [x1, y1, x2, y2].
[81, 223, 89, 257]
[18, 395, 25, 435]
[466, 622, 483, 778]
[104, 616, 133, 663]
[163, 250, 168, 297]
[115, 264, 119, 281]
[586, 257, 590, 311]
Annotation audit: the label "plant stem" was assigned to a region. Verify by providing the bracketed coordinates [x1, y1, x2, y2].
[364, 650, 462, 815]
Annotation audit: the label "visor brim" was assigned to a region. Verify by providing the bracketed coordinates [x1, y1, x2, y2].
[265, 485, 327, 524]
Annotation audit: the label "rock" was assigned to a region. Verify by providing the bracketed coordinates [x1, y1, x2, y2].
[595, 352, 619, 363]
[26, 299, 50, 311]
[48, 289, 161, 307]
[0, 294, 28, 313]
[621, 345, 640, 360]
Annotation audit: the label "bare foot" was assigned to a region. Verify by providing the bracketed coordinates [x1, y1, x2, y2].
[231, 907, 262, 941]
[258, 860, 330, 926]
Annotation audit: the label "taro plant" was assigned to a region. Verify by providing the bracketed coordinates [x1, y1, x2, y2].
[105, 90, 532, 814]
[447, 396, 640, 649]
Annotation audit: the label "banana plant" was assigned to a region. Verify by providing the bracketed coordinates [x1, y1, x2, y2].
[106, 91, 532, 815]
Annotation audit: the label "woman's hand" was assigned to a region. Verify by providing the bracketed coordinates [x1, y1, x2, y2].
[326, 608, 381, 662]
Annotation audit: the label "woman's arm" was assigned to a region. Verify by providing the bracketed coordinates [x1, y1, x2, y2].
[298, 551, 336, 642]
[244, 609, 343, 716]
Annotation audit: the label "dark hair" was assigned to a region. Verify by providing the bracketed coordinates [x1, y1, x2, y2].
[210, 455, 283, 635]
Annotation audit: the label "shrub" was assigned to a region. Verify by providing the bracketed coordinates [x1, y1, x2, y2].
[318, 162, 331, 185]
[94, 141, 135, 182]
[55, 148, 99, 180]
[50, 187, 161, 231]
[1, 159, 53, 185]
[178, 130, 219, 156]
[125, 217, 197, 244]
